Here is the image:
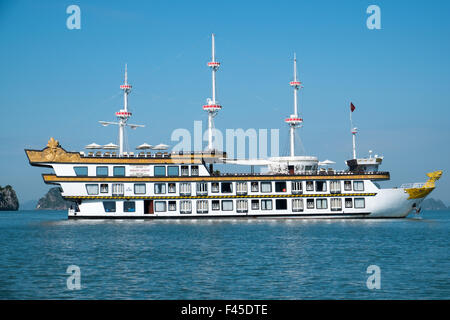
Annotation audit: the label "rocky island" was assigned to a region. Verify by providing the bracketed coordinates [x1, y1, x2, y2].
[36, 187, 73, 210]
[0, 185, 19, 211]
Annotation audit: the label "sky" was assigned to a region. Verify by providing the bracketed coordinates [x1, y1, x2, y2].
[0, 0, 449, 204]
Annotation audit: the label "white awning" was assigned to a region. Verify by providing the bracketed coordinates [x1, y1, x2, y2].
[152, 143, 169, 150]
[318, 159, 336, 166]
[85, 143, 102, 149]
[136, 143, 153, 150]
[103, 143, 119, 150]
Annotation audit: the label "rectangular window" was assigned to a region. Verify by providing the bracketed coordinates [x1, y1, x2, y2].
[260, 182, 272, 193]
[167, 166, 179, 176]
[191, 165, 199, 176]
[74, 166, 88, 176]
[292, 199, 304, 212]
[345, 198, 353, 208]
[211, 182, 219, 193]
[100, 184, 109, 193]
[196, 182, 208, 195]
[237, 200, 248, 213]
[292, 181, 302, 194]
[180, 183, 191, 195]
[103, 201, 116, 212]
[212, 200, 220, 211]
[154, 201, 167, 212]
[275, 199, 287, 210]
[330, 181, 341, 194]
[154, 166, 166, 177]
[181, 166, 189, 176]
[154, 183, 166, 194]
[307, 199, 315, 209]
[315, 181, 327, 192]
[168, 183, 176, 193]
[353, 181, 364, 191]
[96, 166, 108, 177]
[344, 181, 352, 191]
[168, 201, 176, 211]
[330, 198, 342, 211]
[112, 183, 124, 196]
[134, 184, 146, 194]
[113, 166, 125, 177]
[251, 199, 260, 210]
[316, 199, 328, 209]
[196, 200, 208, 213]
[275, 181, 287, 192]
[221, 182, 233, 193]
[222, 200, 233, 211]
[306, 181, 314, 191]
[354, 198, 365, 209]
[86, 184, 99, 195]
[261, 199, 273, 210]
[236, 182, 248, 195]
[251, 182, 259, 192]
[124, 201, 135, 212]
[180, 200, 192, 214]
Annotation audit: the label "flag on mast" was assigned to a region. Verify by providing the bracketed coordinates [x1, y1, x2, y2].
[350, 102, 356, 112]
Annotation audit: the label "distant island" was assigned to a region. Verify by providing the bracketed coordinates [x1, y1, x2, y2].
[0, 185, 19, 211]
[36, 187, 73, 210]
[420, 198, 449, 211]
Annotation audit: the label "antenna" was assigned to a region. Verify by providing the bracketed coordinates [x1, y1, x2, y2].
[99, 65, 144, 156]
[285, 53, 303, 157]
[203, 33, 222, 151]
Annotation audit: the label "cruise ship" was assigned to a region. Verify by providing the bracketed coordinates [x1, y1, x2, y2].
[26, 35, 442, 219]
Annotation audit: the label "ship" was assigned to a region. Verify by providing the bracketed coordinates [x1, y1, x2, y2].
[25, 34, 442, 219]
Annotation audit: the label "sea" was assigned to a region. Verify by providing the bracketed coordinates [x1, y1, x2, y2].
[0, 210, 448, 300]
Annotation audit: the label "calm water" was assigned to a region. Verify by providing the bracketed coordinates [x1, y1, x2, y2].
[0, 210, 449, 299]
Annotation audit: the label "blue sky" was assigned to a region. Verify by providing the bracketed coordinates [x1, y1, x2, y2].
[1, 0, 449, 204]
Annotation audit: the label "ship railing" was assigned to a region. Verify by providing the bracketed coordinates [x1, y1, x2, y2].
[400, 182, 425, 189]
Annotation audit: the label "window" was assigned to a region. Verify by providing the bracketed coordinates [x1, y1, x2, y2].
[330, 198, 342, 211]
[154, 201, 167, 212]
[113, 166, 125, 177]
[168, 166, 179, 176]
[154, 183, 166, 194]
[344, 181, 352, 191]
[180, 200, 192, 214]
[134, 184, 146, 194]
[354, 198, 365, 209]
[196, 182, 208, 195]
[315, 181, 327, 192]
[275, 182, 287, 193]
[154, 166, 166, 177]
[212, 200, 220, 210]
[276, 199, 287, 210]
[306, 181, 314, 191]
[292, 199, 304, 212]
[307, 199, 315, 209]
[191, 165, 199, 176]
[251, 182, 259, 192]
[353, 181, 364, 191]
[181, 166, 189, 176]
[96, 166, 108, 177]
[103, 201, 116, 212]
[211, 182, 219, 193]
[330, 181, 341, 194]
[261, 199, 273, 210]
[261, 182, 272, 193]
[124, 201, 135, 212]
[221, 182, 233, 193]
[316, 199, 328, 209]
[222, 200, 233, 211]
[168, 201, 176, 211]
[251, 200, 259, 210]
[86, 184, 99, 195]
[236, 182, 248, 195]
[100, 184, 108, 193]
[345, 198, 353, 208]
[74, 166, 88, 176]
[112, 183, 124, 196]
[168, 183, 176, 193]
[292, 181, 302, 194]
[180, 183, 191, 195]
[237, 200, 248, 213]
[197, 200, 208, 213]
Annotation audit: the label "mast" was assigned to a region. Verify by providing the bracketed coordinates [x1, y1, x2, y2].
[285, 53, 303, 157]
[203, 34, 222, 151]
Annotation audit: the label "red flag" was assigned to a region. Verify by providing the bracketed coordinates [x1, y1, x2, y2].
[350, 102, 356, 112]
